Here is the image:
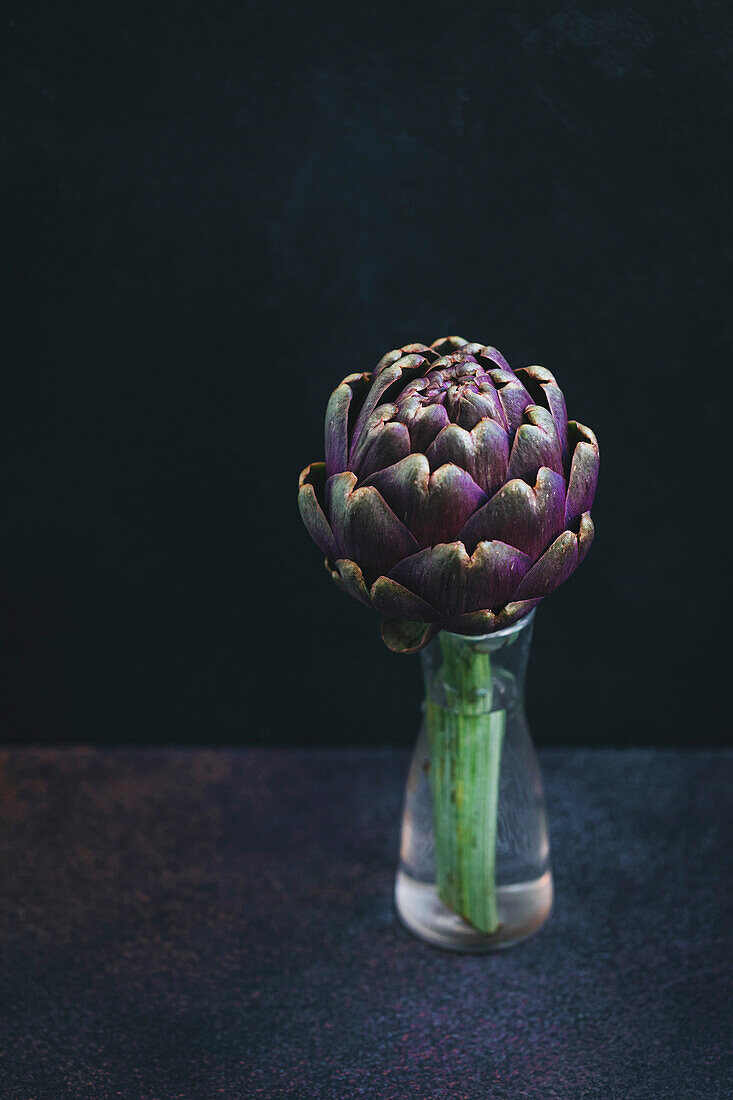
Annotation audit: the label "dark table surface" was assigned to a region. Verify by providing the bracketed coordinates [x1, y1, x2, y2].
[1, 748, 730, 1099]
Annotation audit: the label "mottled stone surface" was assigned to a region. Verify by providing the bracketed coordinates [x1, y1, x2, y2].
[1, 749, 730, 1098]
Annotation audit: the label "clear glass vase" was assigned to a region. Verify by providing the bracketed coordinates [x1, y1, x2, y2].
[395, 610, 552, 951]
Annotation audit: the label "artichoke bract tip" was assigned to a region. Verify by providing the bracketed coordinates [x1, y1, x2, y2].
[299, 337, 598, 652]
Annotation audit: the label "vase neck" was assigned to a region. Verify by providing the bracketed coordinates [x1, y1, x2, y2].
[420, 611, 535, 713]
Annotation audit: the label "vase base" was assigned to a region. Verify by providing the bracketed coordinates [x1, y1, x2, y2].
[394, 868, 553, 952]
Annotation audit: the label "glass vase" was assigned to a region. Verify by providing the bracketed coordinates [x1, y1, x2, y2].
[395, 610, 552, 951]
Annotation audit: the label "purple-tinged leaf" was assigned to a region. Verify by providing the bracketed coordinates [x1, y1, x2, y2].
[440, 608, 501, 634]
[449, 389, 503, 430]
[489, 369, 533, 435]
[369, 576, 439, 621]
[364, 455, 486, 548]
[516, 365, 569, 464]
[476, 381, 509, 428]
[335, 558, 372, 606]
[375, 349, 407, 375]
[354, 420, 412, 482]
[348, 365, 403, 461]
[441, 599, 540, 635]
[430, 336, 469, 355]
[577, 511, 594, 563]
[507, 405, 564, 483]
[348, 404, 397, 474]
[350, 354, 431, 461]
[427, 420, 509, 497]
[406, 403, 450, 452]
[451, 342, 484, 357]
[375, 343, 439, 376]
[514, 531, 579, 600]
[326, 471, 419, 583]
[298, 462, 340, 561]
[458, 467, 566, 559]
[565, 422, 599, 526]
[325, 373, 370, 477]
[387, 539, 531, 618]
[495, 600, 542, 629]
[477, 346, 513, 373]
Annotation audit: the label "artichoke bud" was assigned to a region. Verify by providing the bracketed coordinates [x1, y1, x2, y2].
[299, 338, 599, 652]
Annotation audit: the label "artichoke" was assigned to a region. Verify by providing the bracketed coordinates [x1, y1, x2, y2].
[298, 336, 598, 653]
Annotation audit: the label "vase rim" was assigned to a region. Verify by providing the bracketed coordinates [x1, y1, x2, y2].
[442, 608, 536, 643]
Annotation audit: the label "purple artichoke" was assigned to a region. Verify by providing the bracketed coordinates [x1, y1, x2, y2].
[298, 337, 599, 653]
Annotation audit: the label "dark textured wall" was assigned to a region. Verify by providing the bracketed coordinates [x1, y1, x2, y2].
[2, 2, 729, 746]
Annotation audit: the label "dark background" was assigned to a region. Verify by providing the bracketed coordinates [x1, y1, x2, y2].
[1, 2, 729, 747]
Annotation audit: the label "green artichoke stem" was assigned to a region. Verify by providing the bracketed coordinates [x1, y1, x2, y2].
[427, 631, 505, 934]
